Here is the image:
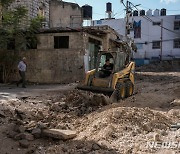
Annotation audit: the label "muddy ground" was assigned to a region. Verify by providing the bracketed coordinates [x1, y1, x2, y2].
[0, 62, 180, 154]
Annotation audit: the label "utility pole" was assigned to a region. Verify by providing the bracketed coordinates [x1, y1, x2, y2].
[125, 0, 129, 37]
[121, 0, 130, 37]
[160, 19, 163, 61]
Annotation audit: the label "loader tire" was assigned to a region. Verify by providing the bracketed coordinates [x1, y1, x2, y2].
[115, 82, 126, 101]
[125, 81, 134, 97]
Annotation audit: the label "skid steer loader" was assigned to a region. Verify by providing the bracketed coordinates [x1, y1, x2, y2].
[77, 51, 135, 101]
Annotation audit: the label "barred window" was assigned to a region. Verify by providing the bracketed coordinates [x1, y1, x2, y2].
[174, 21, 180, 30]
[54, 36, 69, 49]
[174, 39, 180, 48]
[152, 41, 160, 49]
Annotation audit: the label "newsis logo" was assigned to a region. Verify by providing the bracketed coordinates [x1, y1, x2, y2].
[147, 141, 180, 149]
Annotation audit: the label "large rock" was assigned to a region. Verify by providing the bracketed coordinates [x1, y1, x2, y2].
[31, 128, 41, 138]
[170, 99, 180, 106]
[19, 139, 30, 148]
[42, 129, 76, 140]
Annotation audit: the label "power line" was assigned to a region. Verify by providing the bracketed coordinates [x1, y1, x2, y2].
[129, 2, 180, 36]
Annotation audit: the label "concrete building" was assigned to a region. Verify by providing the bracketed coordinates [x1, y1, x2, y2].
[92, 11, 180, 61]
[9, 0, 50, 27]
[49, 0, 83, 28]
[14, 26, 123, 83]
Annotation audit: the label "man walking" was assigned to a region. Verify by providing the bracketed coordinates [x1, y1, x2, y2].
[17, 57, 27, 88]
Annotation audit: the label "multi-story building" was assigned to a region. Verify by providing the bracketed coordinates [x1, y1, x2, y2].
[92, 9, 180, 61]
[9, 0, 50, 27]
[49, 0, 83, 28]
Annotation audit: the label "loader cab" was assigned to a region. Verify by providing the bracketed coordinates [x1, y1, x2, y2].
[96, 51, 127, 78]
[96, 52, 115, 78]
[89, 51, 128, 88]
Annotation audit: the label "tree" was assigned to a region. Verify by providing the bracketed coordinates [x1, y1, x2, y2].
[0, 0, 43, 83]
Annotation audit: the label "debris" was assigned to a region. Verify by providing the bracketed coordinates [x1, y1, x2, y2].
[42, 129, 77, 140]
[19, 139, 30, 148]
[154, 133, 161, 141]
[14, 133, 34, 141]
[0, 110, 5, 118]
[170, 99, 180, 106]
[15, 109, 26, 120]
[92, 143, 101, 151]
[170, 123, 180, 130]
[7, 131, 18, 139]
[37, 122, 48, 129]
[17, 125, 26, 133]
[31, 128, 41, 138]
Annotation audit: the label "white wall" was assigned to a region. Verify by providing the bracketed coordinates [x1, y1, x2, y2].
[93, 15, 180, 59]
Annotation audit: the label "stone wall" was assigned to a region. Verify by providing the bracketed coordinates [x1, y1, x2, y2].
[18, 31, 85, 84]
[21, 49, 84, 83]
[49, 0, 82, 28]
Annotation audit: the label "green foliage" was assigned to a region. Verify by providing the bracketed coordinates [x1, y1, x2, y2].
[26, 16, 44, 49]
[0, 50, 19, 83]
[0, 1, 43, 82]
[0, 0, 15, 7]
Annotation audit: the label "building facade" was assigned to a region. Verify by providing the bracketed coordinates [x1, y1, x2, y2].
[9, 0, 50, 27]
[93, 12, 180, 60]
[49, 0, 83, 28]
[11, 26, 123, 83]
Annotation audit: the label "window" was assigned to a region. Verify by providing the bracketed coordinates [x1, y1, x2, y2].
[54, 36, 69, 49]
[152, 41, 160, 49]
[153, 22, 161, 26]
[174, 21, 180, 30]
[174, 39, 180, 48]
[7, 38, 15, 50]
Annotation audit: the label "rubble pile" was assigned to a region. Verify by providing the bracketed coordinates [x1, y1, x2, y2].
[0, 65, 179, 153]
[136, 61, 180, 72]
[76, 107, 179, 153]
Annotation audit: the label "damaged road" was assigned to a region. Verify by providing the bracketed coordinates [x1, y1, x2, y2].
[0, 63, 180, 154]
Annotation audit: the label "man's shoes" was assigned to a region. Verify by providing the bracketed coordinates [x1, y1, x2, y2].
[16, 83, 19, 87]
[22, 86, 26, 88]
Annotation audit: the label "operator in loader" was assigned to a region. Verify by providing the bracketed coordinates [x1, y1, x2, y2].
[100, 59, 114, 78]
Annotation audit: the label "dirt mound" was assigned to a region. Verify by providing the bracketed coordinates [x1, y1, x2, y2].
[136, 61, 180, 72]
[76, 107, 178, 153]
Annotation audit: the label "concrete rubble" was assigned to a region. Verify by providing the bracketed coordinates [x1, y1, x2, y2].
[42, 129, 77, 140]
[0, 62, 179, 153]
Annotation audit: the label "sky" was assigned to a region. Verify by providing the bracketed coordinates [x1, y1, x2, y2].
[63, 0, 180, 20]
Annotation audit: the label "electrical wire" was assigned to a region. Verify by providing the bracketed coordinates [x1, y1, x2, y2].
[129, 2, 180, 36]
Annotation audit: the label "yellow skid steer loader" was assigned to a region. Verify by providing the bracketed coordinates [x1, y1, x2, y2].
[77, 51, 135, 101]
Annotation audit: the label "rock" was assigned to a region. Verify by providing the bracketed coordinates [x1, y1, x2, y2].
[171, 123, 180, 129]
[91, 95, 102, 106]
[50, 102, 62, 112]
[99, 94, 110, 105]
[142, 123, 152, 132]
[18, 125, 26, 133]
[14, 133, 34, 141]
[24, 133, 34, 141]
[112, 110, 123, 119]
[15, 109, 26, 120]
[154, 133, 161, 141]
[7, 131, 18, 139]
[170, 99, 180, 106]
[31, 128, 41, 138]
[92, 143, 101, 150]
[0, 110, 5, 118]
[37, 122, 48, 129]
[161, 130, 168, 136]
[19, 139, 30, 148]
[42, 129, 76, 140]
[157, 150, 175, 154]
